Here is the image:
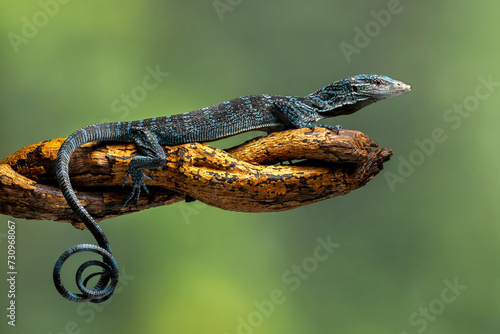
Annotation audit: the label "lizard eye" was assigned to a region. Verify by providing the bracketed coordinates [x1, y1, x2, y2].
[374, 79, 382, 86]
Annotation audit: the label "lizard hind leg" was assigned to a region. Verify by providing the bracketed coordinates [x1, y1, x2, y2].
[122, 127, 166, 206]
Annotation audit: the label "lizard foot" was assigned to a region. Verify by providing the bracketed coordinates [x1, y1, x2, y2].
[325, 124, 342, 134]
[122, 169, 152, 206]
[314, 124, 342, 134]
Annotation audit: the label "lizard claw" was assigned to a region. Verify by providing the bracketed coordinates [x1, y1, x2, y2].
[122, 169, 151, 207]
[332, 125, 342, 134]
[121, 174, 130, 188]
[314, 124, 342, 135]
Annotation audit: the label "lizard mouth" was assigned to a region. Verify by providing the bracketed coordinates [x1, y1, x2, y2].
[395, 82, 411, 92]
[382, 81, 411, 98]
[396, 82, 411, 91]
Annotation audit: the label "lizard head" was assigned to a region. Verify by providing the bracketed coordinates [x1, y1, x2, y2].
[347, 74, 411, 99]
[307, 74, 411, 116]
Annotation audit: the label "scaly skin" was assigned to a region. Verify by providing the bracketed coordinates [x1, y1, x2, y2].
[53, 74, 411, 302]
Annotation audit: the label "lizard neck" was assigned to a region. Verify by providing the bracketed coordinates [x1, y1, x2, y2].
[304, 93, 376, 118]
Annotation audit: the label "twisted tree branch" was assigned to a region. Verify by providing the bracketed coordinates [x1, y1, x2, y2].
[0, 128, 392, 229]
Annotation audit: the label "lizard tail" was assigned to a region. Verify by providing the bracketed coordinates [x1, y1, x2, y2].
[53, 124, 123, 303]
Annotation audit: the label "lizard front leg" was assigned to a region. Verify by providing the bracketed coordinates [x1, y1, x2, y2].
[272, 101, 342, 133]
[122, 127, 166, 206]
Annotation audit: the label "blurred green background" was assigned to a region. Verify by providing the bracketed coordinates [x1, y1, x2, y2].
[1, 1, 499, 333]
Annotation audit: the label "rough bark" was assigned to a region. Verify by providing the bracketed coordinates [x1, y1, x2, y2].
[0, 128, 391, 229]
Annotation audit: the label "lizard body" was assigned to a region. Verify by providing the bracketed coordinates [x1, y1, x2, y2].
[53, 74, 411, 302]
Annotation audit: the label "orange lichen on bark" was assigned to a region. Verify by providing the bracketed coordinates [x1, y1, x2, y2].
[0, 128, 391, 229]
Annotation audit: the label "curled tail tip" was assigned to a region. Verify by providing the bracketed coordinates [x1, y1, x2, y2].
[53, 244, 119, 303]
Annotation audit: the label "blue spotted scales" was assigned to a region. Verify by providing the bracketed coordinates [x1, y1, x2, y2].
[53, 74, 411, 302]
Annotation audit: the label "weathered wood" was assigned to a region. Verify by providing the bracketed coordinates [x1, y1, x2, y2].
[0, 128, 391, 229]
